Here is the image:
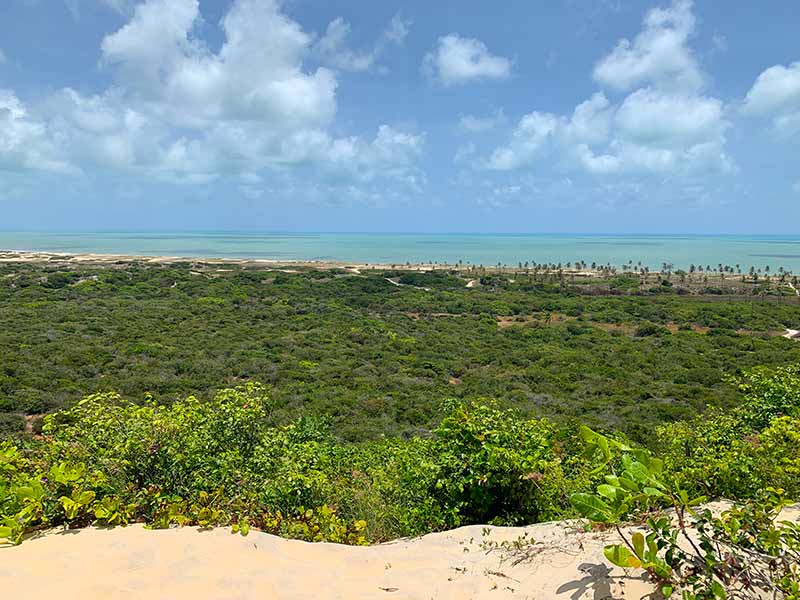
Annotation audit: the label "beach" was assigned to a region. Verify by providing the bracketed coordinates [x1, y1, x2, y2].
[2, 232, 800, 272]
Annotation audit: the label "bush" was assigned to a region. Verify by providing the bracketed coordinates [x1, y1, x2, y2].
[2, 364, 798, 552]
[431, 400, 572, 525]
[0, 413, 24, 434]
[635, 322, 671, 337]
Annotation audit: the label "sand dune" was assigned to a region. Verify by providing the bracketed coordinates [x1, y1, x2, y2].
[1, 520, 660, 600]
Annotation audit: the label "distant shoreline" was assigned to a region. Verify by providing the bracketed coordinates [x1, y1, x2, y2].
[0, 250, 471, 272]
[0, 249, 797, 278]
[2, 231, 800, 273]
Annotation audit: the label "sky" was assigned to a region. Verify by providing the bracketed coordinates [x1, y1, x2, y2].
[0, 0, 798, 233]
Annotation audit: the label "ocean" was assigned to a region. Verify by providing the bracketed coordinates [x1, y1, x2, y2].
[2, 231, 800, 272]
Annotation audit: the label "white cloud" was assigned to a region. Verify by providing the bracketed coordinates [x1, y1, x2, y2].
[743, 62, 800, 115]
[312, 18, 376, 72]
[100, 0, 337, 130]
[423, 34, 511, 86]
[1, 0, 424, 190]
[593, 0, 702, 92]
[323, 125, 425, 183]
[457, 110, 504, 133]
[742, 61, 800, 137]
[615, 88, 726, 148]
[562, 93, 613, 144]
[382, 13, 411, 45]
[0, 90, 76, 174]
[487, 0, 730, 176]
[311, 13, 411, 73]
[488, 90, 730, 176]
[487, 112, 558, 170]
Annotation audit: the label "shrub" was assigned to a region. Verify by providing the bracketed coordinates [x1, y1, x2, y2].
[635, 322, 671, 337]
[431, 400, 570, 525]
[571, 427, 800, 600]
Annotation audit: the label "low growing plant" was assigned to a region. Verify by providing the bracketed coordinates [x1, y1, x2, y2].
[571, 426, 800, 599]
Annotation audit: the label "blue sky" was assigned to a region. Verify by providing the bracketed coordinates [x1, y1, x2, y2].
[0, 0, 798, 233]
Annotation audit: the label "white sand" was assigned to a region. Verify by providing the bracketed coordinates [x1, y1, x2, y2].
[1, 521, 658, 600]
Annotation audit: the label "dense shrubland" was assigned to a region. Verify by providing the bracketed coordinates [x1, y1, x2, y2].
[2, 366, 798, 554]
[1, 259, 798, 596]
[2, 263, 800, 443]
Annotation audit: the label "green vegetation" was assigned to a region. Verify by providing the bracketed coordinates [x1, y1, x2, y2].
[2, 262, 800, 443]
[1, 365, 798, 545]
[1, 260, 799, 596]
[1, 365, 798, 599]
[570, 364, 800, 598]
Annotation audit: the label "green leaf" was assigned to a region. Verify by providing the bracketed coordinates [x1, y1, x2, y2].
[603, 544, 642, 568]
[661, 584, 674, 597]
[77, 491, 96, 505]
[570, 493, 613, 522]
[643, 487, 666, 498]
[645, 558, 673, 580]
[0, 526, 13, 540]
[618, 477, 640, 492]
[711, 580, 726, 599]
[631, 532, 645, 559]
[596, 484, 620, 501]
[625, 461, 651, 484]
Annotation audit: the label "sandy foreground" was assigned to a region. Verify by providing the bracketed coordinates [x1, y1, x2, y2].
[0, 520, 661, 600]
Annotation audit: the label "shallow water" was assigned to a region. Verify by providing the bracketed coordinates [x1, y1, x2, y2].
[2, 231, 800, 272]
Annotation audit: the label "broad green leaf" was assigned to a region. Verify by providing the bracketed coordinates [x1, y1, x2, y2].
[603, 544, 641, 568]
[596, 484, 619, 501]
[625, 461, 651, 484]
[77, 491, 96, 505]
[0, 526, 13, 540]
[570, 493, 613, 522]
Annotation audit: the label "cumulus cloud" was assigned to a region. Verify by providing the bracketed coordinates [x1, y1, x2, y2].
[486, 0, 730, 176]
[743, 62, 800, 115]
[311, 13, 410, 72]
[593, 0, 702, 92]
[615, 88, 726, 148]
[487, 113, 558, 170]
[742, 61, 800, 137]
[0, 90, 76, 174]
[2, 0, 424, 191]
[423, 34, 511, 86]
[100, 0, 337, 130]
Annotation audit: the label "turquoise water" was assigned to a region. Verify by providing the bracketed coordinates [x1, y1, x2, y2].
[2, 231, 800, 272]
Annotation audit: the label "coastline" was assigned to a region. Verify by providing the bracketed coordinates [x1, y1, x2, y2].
[0, 249, 594, 274]
[0, 249, 401, 271]
[3, 232, 800, 274]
